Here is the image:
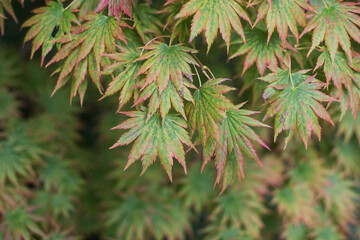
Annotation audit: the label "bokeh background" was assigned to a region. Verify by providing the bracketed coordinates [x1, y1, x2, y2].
[1, 0, 360, 239]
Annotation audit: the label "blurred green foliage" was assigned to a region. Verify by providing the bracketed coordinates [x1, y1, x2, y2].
[0, 0, 360, 239]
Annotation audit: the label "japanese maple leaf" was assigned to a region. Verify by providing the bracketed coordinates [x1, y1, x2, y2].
[300, 1, 360, 64]
[95, 0, 133, 18]
[133, 3, 163, 43]
[22, 1, 80, 65]
[315, 49, 360, 118]
[272, 185, 319, 225]
[133, 80, 195, 121]
[135, 41, 198, 95]
[202, 105, 270, 191]
[262, 68, 335, 148]
[253, 0, 313, 46]
[175, 0, 251, 52]
[46, 14, 128, 104]
[102, 47, 142, 110]
[315, 50, 355, 90]
[110, 108, 194, 181]
[1, 206, 45, 239]
[334, 80, 360, 121]
[186, 78, 236, 145]
[0, 0, 17, 35]
[230, 28, 290, 76]
[161, 0, 192, 43]
[321, 172, 359, 228]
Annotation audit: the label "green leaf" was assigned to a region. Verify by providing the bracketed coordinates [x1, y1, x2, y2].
[254, 0, 312, 45]
[32, 190, 75, 218]
[22, 1, 80, 65]
[0, 48, 20, 86]
[186, 78, 236, 144]
[110, 108, 194, 181]
[67, 0, 99, 18]
[301, 1, 360, 64]
[179, 163, 215, 213]
[336, 110, 360, 143]
[312, 225, 344, 240]
[315, 50, 355, 90]
[0, 0, 17, 35]
[43, 231, 80, 240]
[272, 184, 318, 225]
[321, 172, 359, 226]
[333, 139, 360, 176]
[289, 155, 328, 191]
[102, 47, 142, 110]
[0, 143, 32, 186]
[0, 124, 44, 187]
[339, 78, 360, 119]
[202, 105, 269, 190]
[135, 41, 198, 96]
[230, 28, 289, 76]
[315, 50, 360, 118]
[262, 68, 335, 148]
[134, 80, 194, 121]
[1, 206, 45, 239]
[105, 192, 189, 240]
[0, 89, 19, 119]
[39, 156, 83, 194]
[175, 0, 250, 52]
[161, 0, 192, 43]
[207, 188, 266, 237]
[133, 3, 162, 43]
[282, 223, 308, 240]
[46, 14, 128, 104]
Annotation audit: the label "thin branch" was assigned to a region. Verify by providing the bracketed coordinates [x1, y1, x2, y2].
[194, 64, 202, 87]
[65, 0, 78, 10]
[139, 35, 170, 56]
[288, 56, 295, 89]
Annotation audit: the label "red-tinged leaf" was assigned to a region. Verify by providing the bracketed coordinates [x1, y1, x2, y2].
[71, 56, 88, 104]
[134, 80, 193, 122]
[46, 14, 129, 103]
[101, 47, 142, 110]
[336, 78, 360, 121]
[22, 1, 79, 65]
[202, 106, 270, 191]
[261, 68, 335, 148]
[174, 0, 250, 52]
[253, 0, 312, 46]
[134, 41, 198, 118]
[95, 0, 134, 18]
[186, 78, 236, 145]
[315, 50, 354, 90]
[230, 28, 290, 76]
[110, 109, 194, 181]
[315, 49, 360, 118]
[301, 1, 360, 64]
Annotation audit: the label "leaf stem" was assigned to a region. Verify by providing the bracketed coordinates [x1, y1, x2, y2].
[139, 35, 170, 56]
[288, 56, 295, 89]
[289, 71, 295, 89]
[194, 64, 202, 87]
[321, 0, 328, 8]
[65, 0, 78, 10]
[191, 53, 215, 80]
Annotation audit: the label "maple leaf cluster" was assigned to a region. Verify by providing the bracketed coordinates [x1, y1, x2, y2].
[0, 0, 354, 190]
